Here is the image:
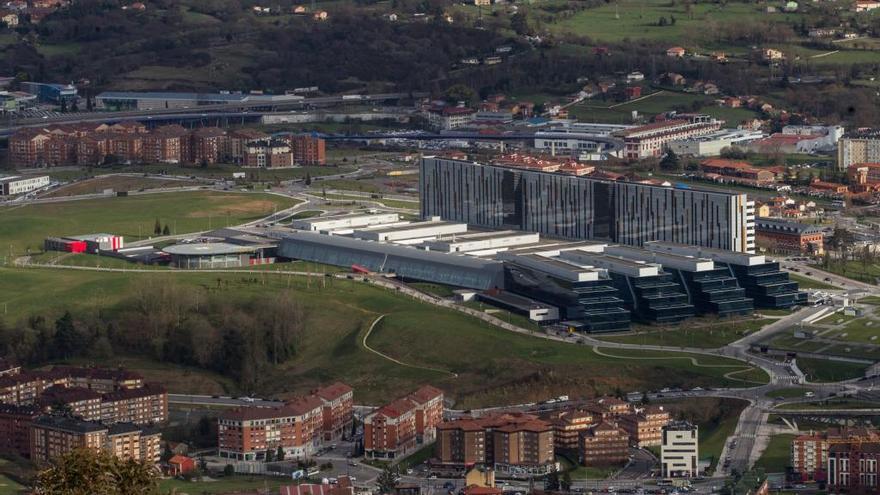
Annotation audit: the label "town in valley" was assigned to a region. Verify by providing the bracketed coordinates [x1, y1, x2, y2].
[3, 0, 880, 494]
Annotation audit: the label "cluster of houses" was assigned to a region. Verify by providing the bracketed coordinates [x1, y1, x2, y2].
[252, 4, 329, 20]
[0, 0, 78, 25]
[422, 94, 535, 131]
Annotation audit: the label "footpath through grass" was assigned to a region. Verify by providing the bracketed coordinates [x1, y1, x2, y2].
[1, 265, 765, 406]
[0, 191, 299, 255]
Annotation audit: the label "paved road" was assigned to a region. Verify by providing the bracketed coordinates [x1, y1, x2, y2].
[1, 92, 427, 132]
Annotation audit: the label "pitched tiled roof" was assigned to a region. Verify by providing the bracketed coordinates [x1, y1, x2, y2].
[314, 382, 353, 401]
[408, 385, 443, 404]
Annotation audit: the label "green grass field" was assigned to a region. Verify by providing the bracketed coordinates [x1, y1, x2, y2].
[0, 191, 298, 256]
[549, 0, 801, 43]
[159, 475, 288, 494]
[777, 398, 880, 410]
[754, 434, 795, 474]
[0, 265, 766, 406]
[809, 261, 880, 285]
[698, 105, 761, 128]
[795, 357, 868, 382]
[569, 91, 709, 124]
[595, 318, 767, 349]
[408, 282, 457, 298]
[694, 398, 749, 470]
[316, 179, 381, 193]
[322, 193, 419, 210]
[788, 273, 838, 290]
[0, 476, 22, 495]
[832, 318, 880, 343]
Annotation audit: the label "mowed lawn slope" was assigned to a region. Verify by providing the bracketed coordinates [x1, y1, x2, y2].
[0, 191, 298, 255]
[0, 267, 766, 407]
[549, 0, 801, 43]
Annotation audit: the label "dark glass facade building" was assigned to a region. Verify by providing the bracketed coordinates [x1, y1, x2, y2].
[420, 157, 755, 252]
[503, 263, 631, 333]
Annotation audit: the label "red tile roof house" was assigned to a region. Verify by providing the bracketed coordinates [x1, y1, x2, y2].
[666, 46, 686, 58]
[167, 455, 195, 476]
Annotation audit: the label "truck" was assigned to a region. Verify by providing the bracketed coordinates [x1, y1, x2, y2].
[342, 95, 363, 100]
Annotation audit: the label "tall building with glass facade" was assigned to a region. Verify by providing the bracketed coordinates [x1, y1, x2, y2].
[420, 157, 755, 253]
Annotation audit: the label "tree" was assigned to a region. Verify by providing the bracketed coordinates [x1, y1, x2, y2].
[153, 219, 162, 236]
[53, 311, 81, 360]
[162, 224, 170, 236]
[304, 173, 312, 186]
[34, 447, 160, 495]
[265, 448, 274, 462]
[545, 468, 561, 491]
[443, 84, 477, 107]
[561, 471, 572, 492]
[276, 446, 285, 461]
[223, 464, 234, 476]
[827, 227, 855, 260]
[659, 149, 681, 171]
[510, 12, 530, 35]
[377, 465, 398, 494]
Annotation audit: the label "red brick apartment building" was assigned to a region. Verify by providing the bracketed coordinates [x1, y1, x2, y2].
[287, 135, 327, 165]
[0, 366, 166, 426]
[30, 416, 161, 465]
[217, 382, 353, 461]
[755, 217, 824, 255]
[828, 441, 880, 492]
[364, 385, 444, 460]
[9, 122, 328, 168]
[434, 413, 556, 475]
[314, 382, 354, 441]
[244, 140, 295, 168]
[617, 405, 671, 447]
[190, 127, 228, 165]
[544, 409, 595, 451]
[0, 404, 40, 458]
[579, 422, 630, 467]
[792, 427, 879, 483]
[143, 125, 190, 163]
[227, 128, 270, 164]
[540, 397, 666, 451]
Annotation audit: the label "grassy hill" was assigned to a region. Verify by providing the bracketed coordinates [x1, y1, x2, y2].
[0, 266, 768, 407]
[0, 191, 298, 256]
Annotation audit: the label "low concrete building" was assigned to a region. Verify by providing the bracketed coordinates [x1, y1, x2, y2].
[162, 241, 275, 269]
[0, 175, 50, 196]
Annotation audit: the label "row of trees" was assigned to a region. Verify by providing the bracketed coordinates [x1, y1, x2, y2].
[0, 279, 307, 391]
